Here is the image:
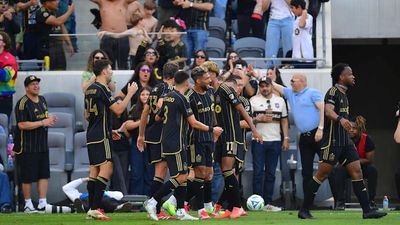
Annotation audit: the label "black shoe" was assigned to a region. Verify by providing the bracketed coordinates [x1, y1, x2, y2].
[1, 204, 12, 213]
[114, 202, 133, 212]
[73, 199, 85, 213]
[362, 210, 387, 219]
[37, 205, 46, 213]
[369, 201, 378, 211]
[335, 201, 345, 210]
[298, 209, 314, 219]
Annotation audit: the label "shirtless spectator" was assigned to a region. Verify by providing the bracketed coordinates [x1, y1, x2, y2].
[126, 1, 141, 27]
[142, 0, 157, 38]
[90, 0, 135, 70]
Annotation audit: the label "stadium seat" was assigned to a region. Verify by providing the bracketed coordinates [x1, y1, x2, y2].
[233, 37, 266, 58]
[0, 113, 8, 136]
[208, 17, 226, 40]
[0, 134, 6, 167]
[18, 59, 42, 71]
[71, 131, 90, 193]
[206, 37, 226, 58]
[48, 112, 74, 152]
[42, 92, 76, 131]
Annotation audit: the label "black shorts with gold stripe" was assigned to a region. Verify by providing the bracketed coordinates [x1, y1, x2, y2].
[87, 139, 112, 166]
[148, 143, 164, 164]
[189, 141, 214, 168]
[320, 144, 359, 166]
[165, 150, 188, 178]
[235, 144, 246, 174]
[215, 141, 244, 164]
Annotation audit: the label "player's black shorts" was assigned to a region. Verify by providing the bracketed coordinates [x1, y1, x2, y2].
[215, 141, 244, 164]
[165, 150, 188, 178]
[87, 139, 112, 166]
[320, 144, 359, 166]
[235, 144, 247, 174]
[17, 152, 50, 183]
[148, 143, 164, 164]
[189, 141, 214, 167]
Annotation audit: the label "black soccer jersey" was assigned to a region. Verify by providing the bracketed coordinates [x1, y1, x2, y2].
[145, 82, 174, 143]
[160, 90, 193, 154]
[239, 95, 252, 150]
[85, 82, 116, 144]
[214, 83, 243, 144]
[322, 85, 351, 147]
[14, 95, 49, 154]
[187, 88, 214, 143]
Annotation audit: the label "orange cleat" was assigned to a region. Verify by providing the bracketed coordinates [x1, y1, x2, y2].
[199, 209, 210, 220]
[212, 204, 222, 216]
[214, 210, 231, 219]
[230, 207, 243, 219]
[157, 211, 175, 220]
[241, 207, 248, 216]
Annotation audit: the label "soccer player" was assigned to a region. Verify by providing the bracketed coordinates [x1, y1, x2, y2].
[213, 76, 263, 219]
[298, 63, 387, 219]
[137, 62, 179, 219]
[144, 70, 223, 221]
[184, 66, 219, 219]
[84, 59, 137, 220]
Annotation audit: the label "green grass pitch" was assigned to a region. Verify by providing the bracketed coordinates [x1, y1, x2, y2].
[0, 211, 398, 225]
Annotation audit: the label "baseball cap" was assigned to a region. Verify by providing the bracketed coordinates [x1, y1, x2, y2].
[259, 76, 272, 85]
[24, 75, 41, 87]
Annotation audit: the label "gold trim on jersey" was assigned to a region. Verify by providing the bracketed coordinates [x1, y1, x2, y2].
[15, 97, 28, 155]
[190, 144, 195, 163]
[321, 120, 334, 160]
[14, 130, 23, 155]
[104, 138, 111, 159]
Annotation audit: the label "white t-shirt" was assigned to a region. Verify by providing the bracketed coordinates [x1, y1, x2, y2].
[270, 0, 293, 20]
[250, 94, 288, 141]
[292, 13, 314, 60]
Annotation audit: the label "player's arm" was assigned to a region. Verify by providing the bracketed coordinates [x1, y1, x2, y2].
[110, 82, 138, 116]
[235, 103, 263, 142]
[137, 104, 150, 151]
[325, 103, 352, 131]
[44, 4, 75, 26]
[187, 115, 223, 135]
[314, 101, 324, 141]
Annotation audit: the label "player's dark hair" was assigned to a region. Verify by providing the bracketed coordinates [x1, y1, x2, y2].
[331, 63, 349, 84]
[191, 66, 208, 82]
[174, 70, 189, 85]
[0, 31, 11, 52]
[225, 76, 238, 85]
[86, 49, 109, 72]
[93, 59, 112, 76]
[290, 0, 306, 9]
[163, 62, 179, 80]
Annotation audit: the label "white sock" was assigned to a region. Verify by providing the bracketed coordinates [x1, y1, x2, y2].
[167, 195, 177, 206]
[25, 199, 34, 209]
[149, 197, 158, 206]
[204, 202, 213, 210]
[38, 198, 47, 209]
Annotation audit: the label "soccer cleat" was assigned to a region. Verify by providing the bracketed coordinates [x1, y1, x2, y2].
[212, 203, 222, 216]
[198, 209, 210, 220]
[240, 207, 248, 216]
[162, 200, 177, 216]
[144, 199, 158, 221]
[24, 206, 38, 214]
[115, 202, 133, 212]
[176, 209, 199, 220]
[362, 210, 387, 219]
[298, 209, 314, 219]
[184, 203, 190, 213]
[214, 210, 231, 219]
[86, 208, 110, 220]
[157, 211, 175, 220]
[37, 206, 46, 214]
[230, 207, 243, 219]
[263, 204, 282, 212]
[73, 199, 86, 213]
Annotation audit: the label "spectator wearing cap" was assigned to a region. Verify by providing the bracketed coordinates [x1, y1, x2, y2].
[0, 0, 20, 55]
[14, 75, 57, 213]
[0, 31, 17, 119]
[250, 76, 288, 211]
[272, 73, 324, 199]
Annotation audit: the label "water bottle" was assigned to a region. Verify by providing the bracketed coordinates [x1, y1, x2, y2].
[382, 196, 389, 210]
[7, 134, 14, 157]
[7, 155, 14, 170]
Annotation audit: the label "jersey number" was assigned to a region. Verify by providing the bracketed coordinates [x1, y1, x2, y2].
[163, 105, 169, 124]
[85, 98, 98, 116]
[149, 96, 158, 114]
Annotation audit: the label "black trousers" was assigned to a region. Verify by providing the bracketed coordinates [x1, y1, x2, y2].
[110, 150, 130, 195]
[331, 164, 377, 202]
[298, 128, 321, 192]
[0, 96, 13, 119]
[100, 36, 129, 70]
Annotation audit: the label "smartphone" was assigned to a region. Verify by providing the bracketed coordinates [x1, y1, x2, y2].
[235, 64, 242, 70]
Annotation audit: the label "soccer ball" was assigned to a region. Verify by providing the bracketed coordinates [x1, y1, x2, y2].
[246, 194, 265, 211]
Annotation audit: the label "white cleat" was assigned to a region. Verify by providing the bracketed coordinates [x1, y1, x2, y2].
[176, 209, 199, 221]
[144, 199, 159, 221]
[263, 204, 282, 212]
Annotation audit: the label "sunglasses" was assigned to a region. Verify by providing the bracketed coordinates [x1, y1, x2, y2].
[195, 55, 206, 59]
[94, 56, 106, 60]
[140, 68, 152, 73]
[145, 52, 156, 56]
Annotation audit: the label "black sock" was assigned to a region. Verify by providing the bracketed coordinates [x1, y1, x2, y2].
[352, 179, 371, 213]
[175, 182, 187, 209]
[93, 176, 108, 209]
[151, 176, 164, 196]
[223, 170, 241, 208]
[153, 178, 179, 203]
[204, 180, 212, 204]
[193, 177, 205, 210]
[185, 177, 195, 202]
[87, 177, 96, 209]
[302, 176, 321, 210]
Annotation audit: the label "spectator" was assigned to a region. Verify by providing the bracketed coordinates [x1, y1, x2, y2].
[91, 0, 135, 70]
[142, 0, 158, 36]
[221, 51, 240, 78]
[81, 49, 115, 93]
[58, 0, 78, 52]
[250, 76, 288, 212]
[212, 0, 227, 20]
[266, 66, 286, 97]
[237, 0, 265, 39]
[0, 31, 18, 118]
[0, 1, 20, 55]
[161, 18, 187, 69]
[15, 0, 41, 60]
[124, 87, 154, 195]
[0, 163, 12, 213]
[290, 0, 314, 68]
[134, 45, 167, 81]
[230, 59, 258, 98]
[331, 116, 378, 210]
[262, 0, 294, 67]
[97, 13, 151, 70]
[189, 49, 208, 69]
[36, 0, 75, 70]
[174, 0, 214, 62]
[117, 62, 158, 105]
[14, 75, 57, 213]
[157, 0, 179, 30]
